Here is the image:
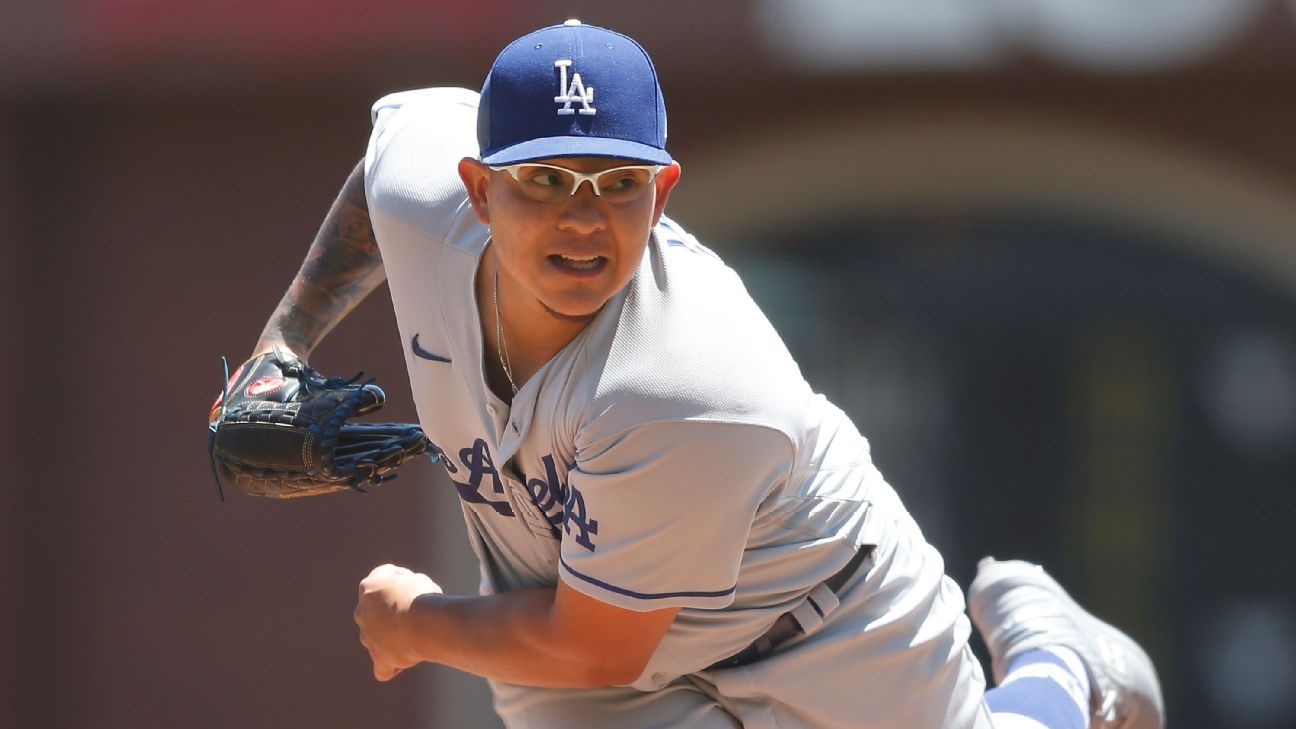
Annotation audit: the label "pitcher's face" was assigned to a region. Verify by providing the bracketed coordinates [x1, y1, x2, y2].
[460, 156, 681, 322]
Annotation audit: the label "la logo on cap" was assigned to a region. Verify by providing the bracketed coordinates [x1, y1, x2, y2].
[553, 59, 596, 116]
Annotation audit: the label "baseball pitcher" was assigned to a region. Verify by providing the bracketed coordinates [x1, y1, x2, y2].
[219, 20, 1164, 729]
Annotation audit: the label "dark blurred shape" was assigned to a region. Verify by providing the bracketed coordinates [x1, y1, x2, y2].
[1199, 599, 1296, 727]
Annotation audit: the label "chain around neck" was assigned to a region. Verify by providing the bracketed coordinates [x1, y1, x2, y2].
[492, 268, 519, 397]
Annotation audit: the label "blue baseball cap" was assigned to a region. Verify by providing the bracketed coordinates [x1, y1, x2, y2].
[478, 19, 671, 166]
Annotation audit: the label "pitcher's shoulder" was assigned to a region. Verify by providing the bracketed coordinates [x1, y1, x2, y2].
[573, 243, 811, 437]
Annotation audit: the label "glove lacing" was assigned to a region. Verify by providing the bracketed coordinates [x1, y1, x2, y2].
[207, 355, 232, 503]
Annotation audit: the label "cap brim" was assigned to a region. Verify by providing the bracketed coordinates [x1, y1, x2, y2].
[481, 135, 672, 166]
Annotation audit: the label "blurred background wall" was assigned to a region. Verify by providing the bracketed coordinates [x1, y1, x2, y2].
[2, 1, 1294, 727]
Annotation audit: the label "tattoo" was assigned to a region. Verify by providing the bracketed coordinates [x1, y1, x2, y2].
[260, 159, 385, 356]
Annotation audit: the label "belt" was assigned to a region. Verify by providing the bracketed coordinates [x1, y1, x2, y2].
[707, 545, 874, 671]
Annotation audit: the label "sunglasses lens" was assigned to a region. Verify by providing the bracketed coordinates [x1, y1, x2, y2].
[595, 167, 656, 201]
[512, 165, 575, 201]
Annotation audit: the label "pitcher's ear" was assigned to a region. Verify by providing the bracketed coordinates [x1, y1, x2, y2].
[651, 162, 682, 226]
[458, 158, 492, 224]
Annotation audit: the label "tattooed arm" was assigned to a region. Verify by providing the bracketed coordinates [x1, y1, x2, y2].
[253, 159, 385, 361]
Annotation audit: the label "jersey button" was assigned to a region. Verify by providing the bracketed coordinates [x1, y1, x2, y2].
[510, 422, 519, 433]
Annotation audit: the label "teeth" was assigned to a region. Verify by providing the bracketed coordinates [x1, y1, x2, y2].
[557, 254, 601, 270]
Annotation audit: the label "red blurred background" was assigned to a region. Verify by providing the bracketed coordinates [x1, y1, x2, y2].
[3, 2, 1294, 727]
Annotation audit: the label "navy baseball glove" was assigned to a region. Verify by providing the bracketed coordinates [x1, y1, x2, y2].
[207, 349, 428, 499]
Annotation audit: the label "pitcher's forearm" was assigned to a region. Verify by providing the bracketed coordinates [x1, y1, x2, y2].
[255, 158, 386, 359]
[401, 588, 653, 688]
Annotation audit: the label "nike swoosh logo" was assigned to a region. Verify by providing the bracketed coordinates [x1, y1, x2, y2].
[411, 333, 451, 363]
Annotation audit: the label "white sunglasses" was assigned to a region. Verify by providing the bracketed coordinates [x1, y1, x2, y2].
[488, 162, 664, 199]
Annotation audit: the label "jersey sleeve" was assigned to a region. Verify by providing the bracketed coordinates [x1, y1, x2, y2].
[364, 87, 480, 240]
[558, 419, 793, 611]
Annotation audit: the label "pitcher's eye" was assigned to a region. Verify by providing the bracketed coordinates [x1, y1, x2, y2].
[517, 165, 569, 188]
[526, 172, 563, 187]
[602, 174, 641, 191]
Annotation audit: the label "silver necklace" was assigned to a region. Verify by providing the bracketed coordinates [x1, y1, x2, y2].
[492, 268, 519, 396]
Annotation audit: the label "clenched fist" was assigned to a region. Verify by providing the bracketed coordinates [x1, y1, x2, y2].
[354, 563, 442, 681]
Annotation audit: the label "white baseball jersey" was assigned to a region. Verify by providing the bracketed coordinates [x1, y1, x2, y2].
[364, 87, 991, 729]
